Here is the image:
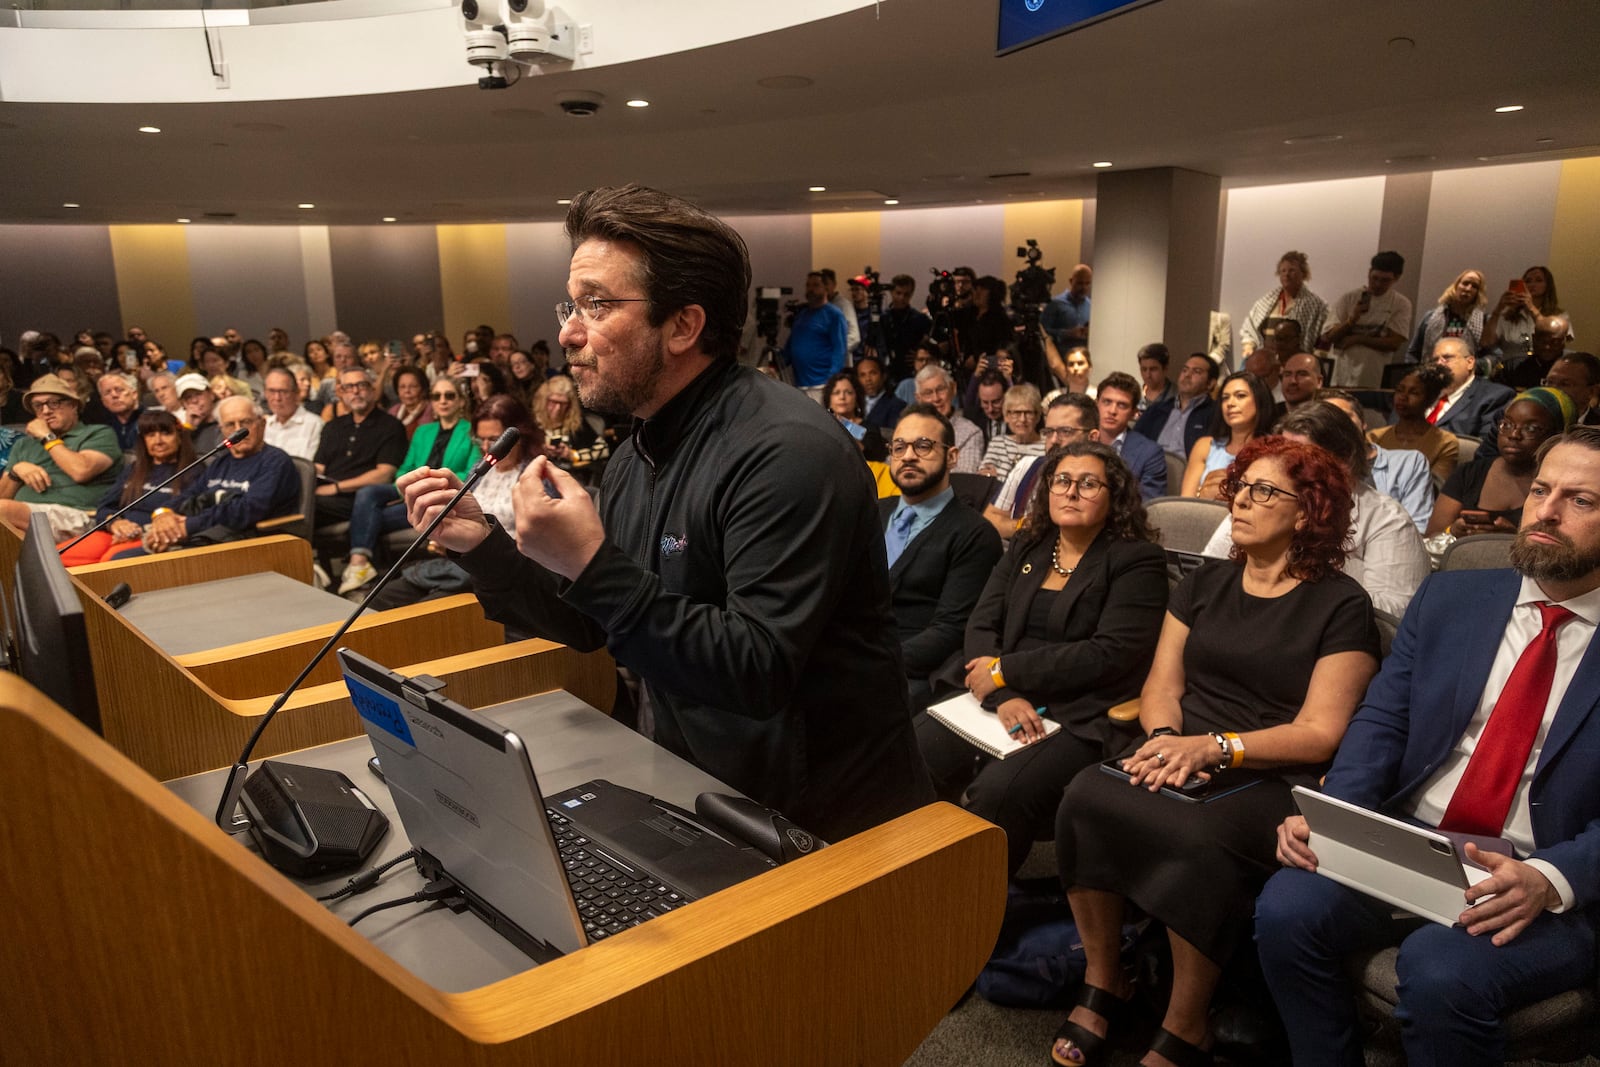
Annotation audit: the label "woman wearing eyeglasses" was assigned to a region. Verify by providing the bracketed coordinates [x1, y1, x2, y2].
[1426, 386, 1574, 540]
[336, 376, 479, 595]
[1047, 436, 1379, 1067]
[918, 440, 1167, 880]
[388, 366, 435, 440]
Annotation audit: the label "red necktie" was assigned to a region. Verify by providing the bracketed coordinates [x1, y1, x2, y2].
[1426, 397, 1447, 425]
[1439, 603, 1576, 837]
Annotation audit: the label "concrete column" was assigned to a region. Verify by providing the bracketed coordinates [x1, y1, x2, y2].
[1090, 167, 1222, 373]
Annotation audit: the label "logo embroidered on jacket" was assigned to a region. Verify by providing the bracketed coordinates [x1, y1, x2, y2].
[660, 534, 688, 557]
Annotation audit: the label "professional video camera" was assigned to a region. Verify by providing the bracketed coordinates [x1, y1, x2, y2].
[851, 266, 891, 356]
[1008, 239, 1056, 391]
[753, 285, 794, 377]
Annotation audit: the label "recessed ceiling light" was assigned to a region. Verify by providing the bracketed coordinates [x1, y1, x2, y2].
[177, 217, 191, 223]
[625, 99, 649, 108]
[1495, 104, 1524, 113]
[62, 202, 80, 208]
[1091, 161, 1114, 168]
[808, 185, 826, 192]
[556, 198, 572, 205]
[883, 199, 899, 205]
[381, 216, 397, 223]
[138, 125, 161, 134]
[297, 203, 315, 209]
[1282, 133, 1344, 145]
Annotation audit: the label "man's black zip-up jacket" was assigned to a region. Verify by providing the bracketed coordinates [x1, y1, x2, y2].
[455, 359, 934, 841]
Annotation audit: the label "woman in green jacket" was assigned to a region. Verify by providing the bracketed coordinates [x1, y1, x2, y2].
[337, 376, 479, 593]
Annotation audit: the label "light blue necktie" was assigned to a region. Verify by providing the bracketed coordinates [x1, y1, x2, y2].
[886, 506, 917, 568]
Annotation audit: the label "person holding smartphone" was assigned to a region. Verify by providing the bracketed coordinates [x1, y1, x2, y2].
[1427, 387, 1574, 539]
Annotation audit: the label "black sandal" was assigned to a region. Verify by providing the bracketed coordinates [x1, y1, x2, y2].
[1047, 983, 1133, 1066]
[1145, 1026, 1213, 1067]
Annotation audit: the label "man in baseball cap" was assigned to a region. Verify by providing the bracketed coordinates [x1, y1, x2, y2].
[0, 373, 122, 538]
[174, 372, 222, 452]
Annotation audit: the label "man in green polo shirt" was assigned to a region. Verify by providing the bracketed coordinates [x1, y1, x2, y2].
[0, 373, 122, 539]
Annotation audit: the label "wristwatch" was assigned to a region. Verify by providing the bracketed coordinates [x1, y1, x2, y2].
[39, 432, 59, 445]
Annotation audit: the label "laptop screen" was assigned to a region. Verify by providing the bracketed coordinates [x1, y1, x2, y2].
[340, 649, 588, 956]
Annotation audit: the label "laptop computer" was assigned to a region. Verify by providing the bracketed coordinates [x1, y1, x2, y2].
[337, 648, 775, 959]
[1292, 786, 1499, 927]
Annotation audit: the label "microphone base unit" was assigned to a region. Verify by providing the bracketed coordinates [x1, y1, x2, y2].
[240, 760, 389, 878]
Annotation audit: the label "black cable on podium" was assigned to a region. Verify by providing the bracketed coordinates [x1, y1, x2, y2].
[212, 427, 521, 829]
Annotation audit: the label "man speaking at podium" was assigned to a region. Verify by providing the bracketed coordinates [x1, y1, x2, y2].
[399, 185, 934, 841]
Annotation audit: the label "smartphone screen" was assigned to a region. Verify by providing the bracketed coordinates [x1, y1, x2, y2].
[1510, 278, 1527, 294]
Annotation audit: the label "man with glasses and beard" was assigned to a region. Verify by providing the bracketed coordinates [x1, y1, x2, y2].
[396, 184, 933, 842]
[881, 404, 1002, 712]
[1258, 424, 1600, 1067]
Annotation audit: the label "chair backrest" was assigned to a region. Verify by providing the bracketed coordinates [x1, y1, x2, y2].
[273, 456, 318, 542]
[1455, 434, 1481, 467]
[1439, 532, 1516, 572]
[1373, 608, 1402, 659]
[949, 472, 996, 512]
[1146, 496, 1230, 554]
[1362, 406, 1387, 431]
[1163, 452, 1185, 497]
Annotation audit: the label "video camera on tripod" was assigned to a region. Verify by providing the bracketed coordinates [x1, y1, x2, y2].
[1008, 239, 1057, 392]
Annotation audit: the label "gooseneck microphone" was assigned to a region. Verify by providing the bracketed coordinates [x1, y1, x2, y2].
[59, 426, 251, 556]
[213, 427, 521, 830]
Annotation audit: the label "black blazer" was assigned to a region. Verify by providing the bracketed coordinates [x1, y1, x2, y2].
[863, 390, 907, 433]
[1133, 394, 1216, 457]
[960, 531, 1167, 746]
[879, 494, 1003, 676]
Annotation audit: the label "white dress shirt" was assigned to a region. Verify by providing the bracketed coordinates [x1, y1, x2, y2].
[262, 406, 323, 461]
[1405, 576, 1600, 909]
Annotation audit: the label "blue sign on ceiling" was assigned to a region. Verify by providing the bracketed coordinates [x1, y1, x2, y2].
[997, 0, 1162, 55]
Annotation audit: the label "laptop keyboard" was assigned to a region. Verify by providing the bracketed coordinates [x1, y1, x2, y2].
[546, 807, 687, 940]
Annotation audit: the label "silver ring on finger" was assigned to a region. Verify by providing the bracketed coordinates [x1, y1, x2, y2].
[1155, 751, 1167, 766]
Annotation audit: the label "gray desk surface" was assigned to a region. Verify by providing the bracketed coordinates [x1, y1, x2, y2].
[121, 571, 366, 656]
[166, 688, 731, 992]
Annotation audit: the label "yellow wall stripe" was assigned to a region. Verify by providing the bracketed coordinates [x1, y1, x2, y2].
[1002, 200, 1083, 280]
[108, 225, 197, 355]
[811, 213, 882, 283]
[1548, 158, 1600, 341]
[437, 224, 511, 350]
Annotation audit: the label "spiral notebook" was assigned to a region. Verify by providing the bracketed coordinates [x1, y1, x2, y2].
[928, 691, 1061, 759]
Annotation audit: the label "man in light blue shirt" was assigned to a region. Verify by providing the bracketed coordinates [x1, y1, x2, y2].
[1320, 388, 1435, 532]
[1039, 264, 1092, 351]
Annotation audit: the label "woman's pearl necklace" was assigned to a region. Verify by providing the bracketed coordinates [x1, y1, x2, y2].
[1051, 540, 1076, 578]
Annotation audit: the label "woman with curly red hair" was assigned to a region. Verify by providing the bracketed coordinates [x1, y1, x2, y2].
[1047, 436, 1381, 1067]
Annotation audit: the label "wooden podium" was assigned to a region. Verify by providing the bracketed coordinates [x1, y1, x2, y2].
[0, 674, 1007, 1064]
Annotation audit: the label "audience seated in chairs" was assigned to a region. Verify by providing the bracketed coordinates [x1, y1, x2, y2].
[113, 396, 299, 559]
[1049, 435, 1380, 1067]
[1179, 370, 1274, 499]
[531, 375, 609, 473]
[976, 382, 1046, 480]
[371, 394, 542, 611]
[311, 367, 409, 534]
[1257, 424, 1600, 1067]
[1427, 387, 1574, 539]
[0, 372, 120, 540]
[879, 404, 1003, 714]
[1133, 352, 1219, 460]
[336, 375, 479, 595]
[921, 440, 1166, 879]
[982, 393, 1097, 542]
[1364, 363, 1460, 483]
[387, 365, 435, 440]
[260, 366, 323, 462]
[1095, 373, 1168, 500]
[1317, 387, 1437, 535]
[60, 410, 200, 565]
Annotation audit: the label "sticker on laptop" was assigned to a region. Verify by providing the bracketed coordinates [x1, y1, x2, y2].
[346, 674, 415, 747]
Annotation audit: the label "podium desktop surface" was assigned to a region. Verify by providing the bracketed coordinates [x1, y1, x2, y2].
[120, 570, 369, 656]
[166, 687, 736, 992]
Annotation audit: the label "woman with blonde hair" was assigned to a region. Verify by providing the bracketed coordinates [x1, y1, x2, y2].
[531, 376, 609, 470]
[1405, 268, 1489, 363]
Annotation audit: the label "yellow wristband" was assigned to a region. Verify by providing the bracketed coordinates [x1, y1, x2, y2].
[989, 657, 1006, 689]
[1224, 731, 1245, 769]
[42, 438, 61, 450]
[152, 507, 174, 519]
